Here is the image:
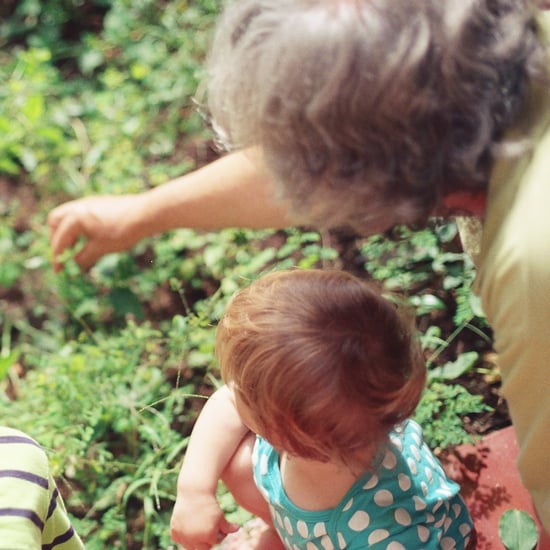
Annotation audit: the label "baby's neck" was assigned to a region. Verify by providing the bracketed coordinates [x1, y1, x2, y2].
[279, 452, 372, 511]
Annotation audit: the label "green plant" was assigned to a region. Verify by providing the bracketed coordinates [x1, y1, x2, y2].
[50, 227, 339, 334]
[361, 222, 487, 326]
[0, 319, 200, 547]
[0, 223, 24, 289]
[0, 47, 80, 183]
[0, 323, 20, 383]
[0, 0, 220, 197]
[360, 221, 493, 447]
[414, 382, 490, 449]
[0, 2, 501, 547]
[0, 0, 112, 60]
[499, 509, 539, 550]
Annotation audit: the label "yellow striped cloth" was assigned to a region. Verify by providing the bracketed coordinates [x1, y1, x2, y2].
[0, 427, 84, 549]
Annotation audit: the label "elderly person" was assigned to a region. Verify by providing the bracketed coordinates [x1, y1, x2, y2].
[49, 0, 550, 534]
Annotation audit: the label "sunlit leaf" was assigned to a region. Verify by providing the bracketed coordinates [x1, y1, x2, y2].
[0, 350, 20, 381]
[428, 352, 479, 381]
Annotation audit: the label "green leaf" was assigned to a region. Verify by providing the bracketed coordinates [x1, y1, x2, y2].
[468, 292, 485, 318]
[108, 287, 144, 319]
[0, 157, 21, 175]
[22, 94, 44, 122]
[499, 509, 539, 550]
[0, 350, 20, 381]
[0, 262, 22, 289]
[409, 293, 445, 315]
[19, 147, 39, 171]
[428, 351, 478, 381]
[79, 49, 104, 75]
[130, 62, 151, 80]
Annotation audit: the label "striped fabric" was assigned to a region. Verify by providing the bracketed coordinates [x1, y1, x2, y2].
[0, 427, 84, 549]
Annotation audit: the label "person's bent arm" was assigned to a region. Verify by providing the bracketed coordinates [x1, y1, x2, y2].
[170, 385, 249, 549]
[48, 149, 294, 271]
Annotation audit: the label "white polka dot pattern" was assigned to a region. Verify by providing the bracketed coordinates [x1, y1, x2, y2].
[398, 473, 411, 491]
[313, 522, 326, 537]
[283, 516, 294, 536]
[348, 510, 370, 531]
[389, 435, 403, 452]
[407, 457, 418, 475]
[363, 473, 378, 490]
[382, 450, 397, 470]
[259, 453, 268, 475]
[368, 529, 390, 544]
[386, 542, 406, 550]
[297, 520, 309, 538]
[342, 498, 354, 512]
[252, 420, 473, 549]
[319, 535, 334, 550]
[441, 536, 457, 549]
[374, 489, 394, 507]
[413, 496, 426, 511]
[417, 525, 430, 543]
[394, 508, 412, 526]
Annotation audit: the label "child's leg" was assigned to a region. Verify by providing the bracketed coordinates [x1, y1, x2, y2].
[221, 434, 285, 550]
[221, 433, 273, 524]
[254, 526, 286, 550]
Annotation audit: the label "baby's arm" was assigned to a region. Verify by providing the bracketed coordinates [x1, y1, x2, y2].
[170, 385, 249, 548]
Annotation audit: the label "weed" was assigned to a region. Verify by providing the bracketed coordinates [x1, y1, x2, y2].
[414, 382, 490, 449]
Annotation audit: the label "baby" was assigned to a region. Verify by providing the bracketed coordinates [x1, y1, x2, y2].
[171, 269, 474, 549]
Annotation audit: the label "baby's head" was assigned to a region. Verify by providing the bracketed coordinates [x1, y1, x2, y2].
[207, 0, 546, 235]
[216, 269, 426, 467]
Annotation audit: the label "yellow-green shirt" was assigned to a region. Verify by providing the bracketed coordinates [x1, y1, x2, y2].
[0, 427, 84, 550]
[474, 10, 550, 532]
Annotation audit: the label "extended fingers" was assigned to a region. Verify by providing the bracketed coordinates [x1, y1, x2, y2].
[49, 212, 85, 270]
[48, 199, 112, 271]
[49, 212, 82, 251]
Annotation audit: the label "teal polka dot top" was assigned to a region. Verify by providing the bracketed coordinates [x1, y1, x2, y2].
[252, 420, 474, 549]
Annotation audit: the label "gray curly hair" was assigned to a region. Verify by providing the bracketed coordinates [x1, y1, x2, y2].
[206, 0, 547, 234]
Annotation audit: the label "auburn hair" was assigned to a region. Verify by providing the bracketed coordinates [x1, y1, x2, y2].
[216, 269, 426, 466]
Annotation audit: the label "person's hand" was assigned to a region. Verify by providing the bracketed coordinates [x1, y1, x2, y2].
[48, 194, 146, 272]
[170, 490, 238, 549]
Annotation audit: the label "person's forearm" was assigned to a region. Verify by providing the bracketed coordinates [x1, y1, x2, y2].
[178, 386, 249, 495]
[134, 149, 295, 238]
[47, 148, 298, 271]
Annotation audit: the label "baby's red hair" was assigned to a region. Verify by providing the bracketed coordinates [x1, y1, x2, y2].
[216, 269, 426, 466]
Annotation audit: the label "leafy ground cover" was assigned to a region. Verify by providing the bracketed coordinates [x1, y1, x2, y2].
[0, 1, 508, 548]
